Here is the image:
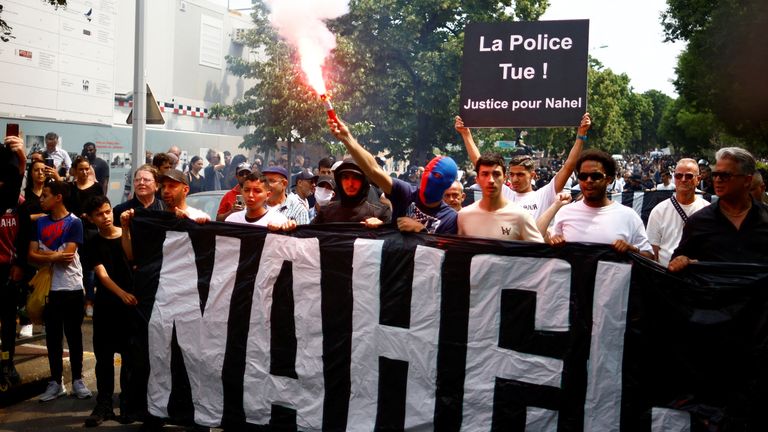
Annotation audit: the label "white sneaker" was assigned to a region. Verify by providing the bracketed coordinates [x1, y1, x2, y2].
[85, 304, 94, 317]
[19, 324, 33, 338]
[72, 378, 92, 399]
[39, 381, 66, 402]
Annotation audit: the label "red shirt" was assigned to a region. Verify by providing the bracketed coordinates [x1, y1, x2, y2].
[217, 185, 241, 217]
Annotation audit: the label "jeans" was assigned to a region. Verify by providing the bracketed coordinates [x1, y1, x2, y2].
[44, 290, 85, 383]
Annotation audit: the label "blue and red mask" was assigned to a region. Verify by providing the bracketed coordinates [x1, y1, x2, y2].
[419, 156, 458, 205]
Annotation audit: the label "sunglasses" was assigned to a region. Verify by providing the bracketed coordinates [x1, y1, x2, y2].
[577, 172, 606, 181]
[711, 171, 746, 182]
[673, 173, 696, 181]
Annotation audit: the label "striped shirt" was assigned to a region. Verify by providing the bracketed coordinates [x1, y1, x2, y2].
[268, 193, 309, 225]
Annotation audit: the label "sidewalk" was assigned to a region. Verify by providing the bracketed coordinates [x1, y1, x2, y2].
[0, 320, 194, 431]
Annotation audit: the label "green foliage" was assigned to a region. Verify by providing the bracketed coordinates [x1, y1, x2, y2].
[525, 58, 655, 157]
[641, 90, 673, 150]
[661, 0, 768, 155]
[209, 1, 347, 156]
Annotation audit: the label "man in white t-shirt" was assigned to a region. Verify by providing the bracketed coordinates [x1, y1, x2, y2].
[655, 170, 676, 191]
[226, 172, 289, 228]
[455, 113, 591, 222]
[550, 150, 654, 258]
[458, 153, 543, 242]
[646, 158, 709, 266]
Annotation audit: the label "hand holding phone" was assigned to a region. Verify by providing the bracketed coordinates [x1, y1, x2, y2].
[235, 195, 245, 209]
[5, 123, 20, 138]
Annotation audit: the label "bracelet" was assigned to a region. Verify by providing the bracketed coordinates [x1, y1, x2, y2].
[577, 134, 588, 141]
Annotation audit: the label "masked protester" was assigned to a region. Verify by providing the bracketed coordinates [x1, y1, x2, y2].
[312, 159, 390, 228]
[314, 175, 335, 207]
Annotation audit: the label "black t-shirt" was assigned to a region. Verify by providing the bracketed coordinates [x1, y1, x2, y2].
[66, 182, 104, 218]
[87, 234, 134, 308]
[91, 157, 110, 186]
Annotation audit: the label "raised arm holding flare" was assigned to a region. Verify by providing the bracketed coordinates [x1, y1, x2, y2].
[328, 118, 459, 234]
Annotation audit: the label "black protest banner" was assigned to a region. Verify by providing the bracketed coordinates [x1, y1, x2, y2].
[130, 213, 768, 430]
[459, 20, 589, 128]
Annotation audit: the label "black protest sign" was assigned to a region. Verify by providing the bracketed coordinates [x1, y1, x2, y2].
[459, 20, 589, 128]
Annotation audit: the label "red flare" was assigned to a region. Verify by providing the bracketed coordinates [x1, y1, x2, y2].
[320, 94, 338, 121]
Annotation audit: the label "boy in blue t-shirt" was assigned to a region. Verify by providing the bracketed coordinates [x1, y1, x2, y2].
[28, 180, 93, 402]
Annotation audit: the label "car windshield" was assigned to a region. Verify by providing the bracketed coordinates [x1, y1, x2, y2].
[186, 191, 226, 221]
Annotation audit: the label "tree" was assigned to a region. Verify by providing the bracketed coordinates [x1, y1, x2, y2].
[209, 1, 366, 161]
[215, 0, 548, 164]
[661, 0, 768, 155]
[524, 58, 653, 157]
[1, 1, 67, 42]
[640, 90, 673, 150]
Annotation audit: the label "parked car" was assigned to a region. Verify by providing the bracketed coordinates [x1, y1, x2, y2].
[186, 190, 227, 221]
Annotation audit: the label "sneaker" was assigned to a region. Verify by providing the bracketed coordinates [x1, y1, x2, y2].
[39, 381, 66, 402]
[85, 403, 115, 427]
[72, 378, 93, 399]
[18, 324, 33, 338]
[85, 304, 94, 318]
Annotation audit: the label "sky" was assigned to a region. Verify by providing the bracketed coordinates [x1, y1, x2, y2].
[541, 0, 684, 96]
[218, 0, 684, 97]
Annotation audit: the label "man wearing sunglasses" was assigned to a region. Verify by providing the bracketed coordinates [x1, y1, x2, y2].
[669, 147, 768, 272]
[549, 149, 653, 258]
[646, 159, 710, 266]
[455, 114, 590, 223]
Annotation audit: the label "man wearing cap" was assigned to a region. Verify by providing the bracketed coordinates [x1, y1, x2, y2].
[314, 175, 335, 209]
[312, 159, 391, 226]
[289, 170, 317, 220]
[263, 166, 310, 225]
[159, 169, 209, 222]
[328, 118, 458, 234]
[216, 162, 251, 222]
[455, 114, 591, 223]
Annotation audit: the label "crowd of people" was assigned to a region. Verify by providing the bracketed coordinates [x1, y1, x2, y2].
[0, 112, 767, 430]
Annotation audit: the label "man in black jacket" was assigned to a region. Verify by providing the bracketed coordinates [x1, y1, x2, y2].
[312, 159, 391, 227]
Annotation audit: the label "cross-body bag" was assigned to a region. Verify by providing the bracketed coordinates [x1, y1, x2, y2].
[669, 196, 689, 223]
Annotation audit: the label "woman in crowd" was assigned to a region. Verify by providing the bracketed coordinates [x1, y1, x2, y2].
[187, 156, 205, 194]
[66, 156, 104, 317]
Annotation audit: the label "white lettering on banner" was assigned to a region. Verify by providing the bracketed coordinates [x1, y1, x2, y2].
[148, 232, 238, 426]
[348, 240, 443, 431]
[242, 234, 325, 430]
[583, 261, 632, 431]
[462, 256, 571, 430]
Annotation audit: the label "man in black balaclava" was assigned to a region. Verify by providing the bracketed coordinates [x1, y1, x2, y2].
[311, 158, 391, 226]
